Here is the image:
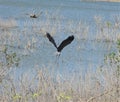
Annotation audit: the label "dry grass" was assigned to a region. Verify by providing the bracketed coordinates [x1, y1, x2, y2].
[0, 18, 17, 29]
[0, 11, 120, 102]
[0, 65, 119, 102]
[94, 15, 120, 42]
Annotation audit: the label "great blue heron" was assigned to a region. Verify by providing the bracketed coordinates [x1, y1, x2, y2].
[46, 32, 74, 56]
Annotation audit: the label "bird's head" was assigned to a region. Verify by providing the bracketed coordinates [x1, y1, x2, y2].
[55, 51, 61, 57]
[69, 35, 74, 40]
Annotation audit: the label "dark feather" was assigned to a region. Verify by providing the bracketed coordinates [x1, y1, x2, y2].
[46, 33, 57, 48]
[30, 14, 37, 18]
[57, 35, 74, 52]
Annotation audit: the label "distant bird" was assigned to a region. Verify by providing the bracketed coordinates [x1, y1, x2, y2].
[46, 32, 74, 55]
[30, 14, 37, 18]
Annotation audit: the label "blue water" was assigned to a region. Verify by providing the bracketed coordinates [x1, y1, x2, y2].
[0, 0, 120, 77]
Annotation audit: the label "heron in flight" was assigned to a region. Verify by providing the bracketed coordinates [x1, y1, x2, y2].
[46, 32, 74, 56]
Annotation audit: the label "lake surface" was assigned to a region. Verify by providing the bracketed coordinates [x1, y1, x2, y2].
[0, 0, 120, 77]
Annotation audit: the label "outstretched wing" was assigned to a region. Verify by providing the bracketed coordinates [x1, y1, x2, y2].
[57, 35, 74, 52]
[46, 33, 57, 49]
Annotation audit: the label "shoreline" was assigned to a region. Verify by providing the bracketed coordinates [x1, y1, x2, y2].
[81, 0, 120, 2]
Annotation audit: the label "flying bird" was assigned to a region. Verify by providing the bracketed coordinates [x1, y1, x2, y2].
[30, 14, 37, 18]
[46, 32, 74, 55]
